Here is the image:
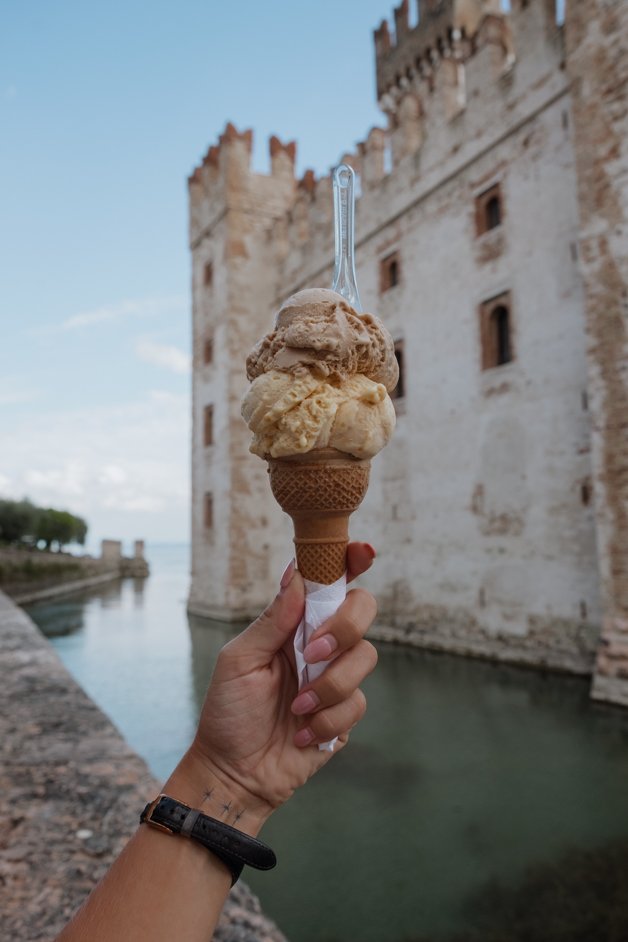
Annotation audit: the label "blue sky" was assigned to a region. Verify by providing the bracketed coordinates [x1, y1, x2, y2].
[0, 0, 556, 550]
[1, 0, 392, 550]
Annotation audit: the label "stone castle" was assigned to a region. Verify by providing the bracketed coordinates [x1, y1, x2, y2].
[187, 0, 628, 707]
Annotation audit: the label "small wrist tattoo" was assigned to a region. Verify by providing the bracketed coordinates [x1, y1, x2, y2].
[200, 786, 244, 826]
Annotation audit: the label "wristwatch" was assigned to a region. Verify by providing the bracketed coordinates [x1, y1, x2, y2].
[140, 794, 276, 885]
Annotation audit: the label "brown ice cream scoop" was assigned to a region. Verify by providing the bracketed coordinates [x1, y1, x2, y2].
[246, 288, 399, 392]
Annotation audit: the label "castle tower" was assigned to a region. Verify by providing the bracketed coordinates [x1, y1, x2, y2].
[188, 125, 296, 619]
[565, 0, 628, 706]
[188, 0, 628, 707]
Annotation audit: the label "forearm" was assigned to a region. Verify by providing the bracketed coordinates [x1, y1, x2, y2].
[56, 750, 270, 942]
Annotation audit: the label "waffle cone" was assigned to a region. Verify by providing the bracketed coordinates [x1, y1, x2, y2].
[267, 448, 371, 584]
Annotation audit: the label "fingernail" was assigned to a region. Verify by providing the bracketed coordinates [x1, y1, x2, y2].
[291, 690, 320, 715]
[280, 559, 295, 589]
[304, 634, 338, 663]
[294, 727, 314, 747]
[364, 543, 376, 559]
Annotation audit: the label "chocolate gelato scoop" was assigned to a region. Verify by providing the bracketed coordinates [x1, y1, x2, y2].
[246, 288, 399, 392]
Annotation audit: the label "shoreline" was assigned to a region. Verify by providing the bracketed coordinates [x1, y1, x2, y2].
[0, 589, 286, 941]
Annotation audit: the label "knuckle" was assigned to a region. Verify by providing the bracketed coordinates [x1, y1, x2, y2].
[353, 688, 367, 720]
[361, 640, 379, 672]
[311, 710, 336, 741]
[319, 672, 346, 703]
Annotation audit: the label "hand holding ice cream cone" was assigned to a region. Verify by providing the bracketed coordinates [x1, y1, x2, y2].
[241, 166, 396, 748]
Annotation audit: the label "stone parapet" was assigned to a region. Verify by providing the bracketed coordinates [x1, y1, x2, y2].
[0, 590, 286, 941]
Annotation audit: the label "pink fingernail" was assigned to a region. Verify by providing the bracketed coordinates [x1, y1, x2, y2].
[291, 690, 320, 715]
[304, 634, 337, 663]
[280, 559, 295, 589]
[295, 727, 314, 747]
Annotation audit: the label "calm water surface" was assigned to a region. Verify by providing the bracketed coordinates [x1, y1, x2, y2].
[27, 544, 628, 942]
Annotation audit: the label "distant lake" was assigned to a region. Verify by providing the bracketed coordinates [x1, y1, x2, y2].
[27, 543, 628, 942]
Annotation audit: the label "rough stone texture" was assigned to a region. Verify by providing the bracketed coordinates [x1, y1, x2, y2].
[565, 0, 628, 707]
[189, 1, 626, 700]
[0, 591, 286, 941]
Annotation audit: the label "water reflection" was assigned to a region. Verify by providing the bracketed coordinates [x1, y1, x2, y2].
[187, 613, 246, 712]
[26, 547, 628, 942]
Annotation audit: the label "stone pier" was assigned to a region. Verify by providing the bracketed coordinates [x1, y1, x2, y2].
[0, 591, 286, 941]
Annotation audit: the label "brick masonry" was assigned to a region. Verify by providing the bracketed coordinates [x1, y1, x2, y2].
[565, 0, 628, 706]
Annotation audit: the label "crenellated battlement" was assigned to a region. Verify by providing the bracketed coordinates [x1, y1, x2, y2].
[187, 123, 297, 247]
[375, 0, 507, 100]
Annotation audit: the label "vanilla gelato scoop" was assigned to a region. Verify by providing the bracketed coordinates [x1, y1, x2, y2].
[246, 288, 399, 392]
[242, 288, 398, 462]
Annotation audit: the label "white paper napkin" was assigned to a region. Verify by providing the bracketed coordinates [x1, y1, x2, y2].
[293, 572, 347, 752]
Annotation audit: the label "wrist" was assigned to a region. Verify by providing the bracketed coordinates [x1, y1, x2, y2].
[163, 746, 274, 838]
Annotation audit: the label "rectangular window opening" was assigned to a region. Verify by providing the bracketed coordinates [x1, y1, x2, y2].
[203, 261, 213, 287]
[204, 492, 213, 529]
[380, 251, 401, 293]
[203, 336, 214, 365]
[475, 182, 503, 237]
[204, 405, 214, 446]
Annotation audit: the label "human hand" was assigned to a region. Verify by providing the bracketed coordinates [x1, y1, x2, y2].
[169, 544, 377, 835]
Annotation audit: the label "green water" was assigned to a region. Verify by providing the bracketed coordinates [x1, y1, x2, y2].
[27, 544, 628, 942]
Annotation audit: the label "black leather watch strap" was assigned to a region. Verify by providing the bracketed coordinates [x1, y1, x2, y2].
[140, 795, 276, 885]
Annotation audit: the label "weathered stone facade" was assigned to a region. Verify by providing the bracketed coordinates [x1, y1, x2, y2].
[188, 1, 628, 705]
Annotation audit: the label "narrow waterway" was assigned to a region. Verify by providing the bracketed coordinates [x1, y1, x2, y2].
[27, 544, 628, 942]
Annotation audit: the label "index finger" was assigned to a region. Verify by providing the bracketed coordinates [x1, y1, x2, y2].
[347, 542, 376, 583]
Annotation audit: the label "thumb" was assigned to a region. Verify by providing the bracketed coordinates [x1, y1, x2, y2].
[230, 561, 305, 665]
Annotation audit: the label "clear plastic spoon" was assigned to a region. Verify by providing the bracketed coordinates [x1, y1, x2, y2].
[331, 164, 362, 311]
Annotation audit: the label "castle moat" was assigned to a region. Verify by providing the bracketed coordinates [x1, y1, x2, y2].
[27, 544, 628, 942]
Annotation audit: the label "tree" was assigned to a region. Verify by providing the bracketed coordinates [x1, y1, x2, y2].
[0, 499, 37, 544]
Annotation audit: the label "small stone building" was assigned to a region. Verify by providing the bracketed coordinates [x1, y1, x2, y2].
[187, 0, 628, 707]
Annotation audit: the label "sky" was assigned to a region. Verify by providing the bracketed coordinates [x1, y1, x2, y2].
[0, 0, 394, 552]
[0, 0, 557, 553]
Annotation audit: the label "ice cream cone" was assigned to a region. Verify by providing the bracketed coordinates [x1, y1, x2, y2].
[267, 447, 370, 584]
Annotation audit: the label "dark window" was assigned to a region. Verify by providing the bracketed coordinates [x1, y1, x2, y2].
[391, 340, 405, 400]
[203, 337, 213, 365]
[479, 293, 513, 370]
[475, 183, 503, 236]
[486, 195, 501, 230]
[203, 261, 213, 287]
[581, 480, 592, 506]
[204, 405, 213, 446]
[493, 306, 511, 366]
[380, 252, 401, 293]
[204, 493, 213, 529]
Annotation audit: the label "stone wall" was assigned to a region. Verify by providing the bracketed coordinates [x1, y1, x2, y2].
[0, 590, 286, 941]
[188, 1, 626, 692]
[566, 0, 628, 706]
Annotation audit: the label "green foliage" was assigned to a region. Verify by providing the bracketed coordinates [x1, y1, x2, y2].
[0, 499, 37, 543]
[0, 499, 88, 550]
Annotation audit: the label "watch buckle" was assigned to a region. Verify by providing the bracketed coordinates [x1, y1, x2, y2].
[143, 795, 174, 835]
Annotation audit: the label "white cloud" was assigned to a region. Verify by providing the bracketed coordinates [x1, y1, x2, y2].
[0, 388, 39, 406]
[0, 391, 190, 546]
[136, 338, 190, 374]
[31, 295, 187, 335]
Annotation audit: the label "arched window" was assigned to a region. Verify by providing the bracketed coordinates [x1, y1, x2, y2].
[491, 305, 511, 366]
[391, 340, 405, 400]
[479, 292, 513, 370]
[475, 182, 503, 236]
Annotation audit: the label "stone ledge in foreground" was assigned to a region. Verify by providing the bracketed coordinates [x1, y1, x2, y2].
[0, 590, 286, 942]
